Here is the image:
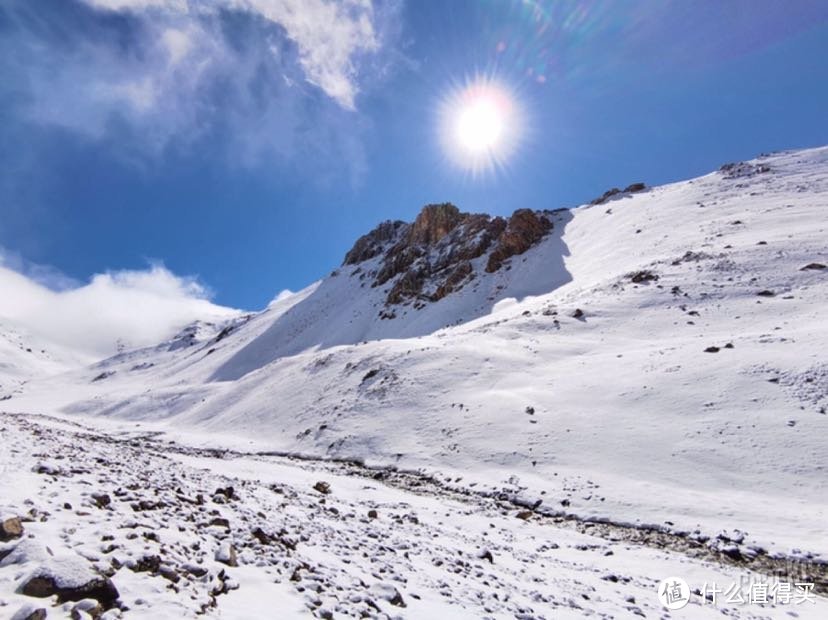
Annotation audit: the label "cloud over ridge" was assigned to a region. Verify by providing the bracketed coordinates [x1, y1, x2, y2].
[0, 252, 239, 359]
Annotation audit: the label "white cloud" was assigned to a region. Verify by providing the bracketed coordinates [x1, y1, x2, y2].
[1, 0, 397, 177]
[0, 254, 239, 359]
[81, 0, 382, 110]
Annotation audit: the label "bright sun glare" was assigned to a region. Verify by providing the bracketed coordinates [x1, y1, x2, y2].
[440, 77, 523, 177]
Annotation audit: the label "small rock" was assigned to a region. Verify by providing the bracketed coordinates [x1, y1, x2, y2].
[367, 509, 378, 519]
[131, 555, 161, 573]
[11, 605, 47, 620]
[515, 510, 533, 521]
[71, 599, 103, 620]
[800, 262, 826, 271]
[756, 290, 775, 297]
[571, 308, 584, 319]
[251, 527, 272, 545]
[158, 566, 180, 583]
[313, 481, 331, 495]
[704, 346, 720, 353]
[183, 563, 208, 578]
[90, 493, 111, 509]
[215, 542, 237, 567]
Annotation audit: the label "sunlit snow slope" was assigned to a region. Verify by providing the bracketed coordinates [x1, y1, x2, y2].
[5, 146, 828, 559]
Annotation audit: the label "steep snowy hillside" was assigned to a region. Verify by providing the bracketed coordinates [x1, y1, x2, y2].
[2, 146, 827, 617]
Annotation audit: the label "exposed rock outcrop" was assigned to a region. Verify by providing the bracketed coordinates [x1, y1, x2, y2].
[343, 203, 554, 307]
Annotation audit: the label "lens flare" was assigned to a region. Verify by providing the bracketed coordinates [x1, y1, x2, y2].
[439, 75, 524, 178]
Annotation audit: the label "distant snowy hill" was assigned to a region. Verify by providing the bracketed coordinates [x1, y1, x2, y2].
[5, 146, 828, 563]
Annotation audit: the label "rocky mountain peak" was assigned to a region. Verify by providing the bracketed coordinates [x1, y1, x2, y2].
[342, 203, 553, 309]
[409, 203, 463, 245]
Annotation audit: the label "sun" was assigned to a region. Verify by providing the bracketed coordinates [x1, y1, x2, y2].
[439, 76, 523, 177]
[455, 96, 503, 153]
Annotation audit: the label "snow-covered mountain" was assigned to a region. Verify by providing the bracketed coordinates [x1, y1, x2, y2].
[2, 146, 827, 618]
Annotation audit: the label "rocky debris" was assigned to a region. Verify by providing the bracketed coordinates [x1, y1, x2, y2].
[5, 412, 827, 617]
[342, 203, 553, 305]
[590, 182, 647, 205]
[704, 346, 721, 353]
[719, 161, 771, 179]
[571, 308, 585, 320]
[756, 289, 776, 297]
[91, 371, 115, 383]
[0, 516, 23, 541]
[515, 510, 533, 520]
[628, 270, 659, 284]
[801, 262, 826, 270]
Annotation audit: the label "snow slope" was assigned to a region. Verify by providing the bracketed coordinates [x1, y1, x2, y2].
[2, 146, 827, 616]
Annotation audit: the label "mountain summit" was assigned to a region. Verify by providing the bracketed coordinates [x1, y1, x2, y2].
[343, 202, 554, 307]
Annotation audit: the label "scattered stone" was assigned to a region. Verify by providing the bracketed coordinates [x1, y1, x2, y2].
[208, 517, 230, 529]
[71, 598, 103, 620]
[515, 511, 533, 521]
[704, 346, 720, 353]
[159, 565, 180, 584]
[801, 262, 826, 270]
[90, 493, 110, 509]
[251, 527, 272, 545]
[477, 549, 494, 564]
[571, 308, 584, 319]
[367, 509, 378, 519]
[183, 563, 208, 578]
[525, 406, 535, 415]
[756, 290, 776, 297]
[313, 481, 331, 495]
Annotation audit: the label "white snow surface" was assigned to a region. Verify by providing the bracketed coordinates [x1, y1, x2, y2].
[1, 146, 827, 617]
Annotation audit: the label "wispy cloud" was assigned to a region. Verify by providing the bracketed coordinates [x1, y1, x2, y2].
[0, 0, 398, 174]
[0, 250, 239, 359]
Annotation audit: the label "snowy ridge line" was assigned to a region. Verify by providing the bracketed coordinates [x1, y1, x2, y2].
[10, 411, 824, 596]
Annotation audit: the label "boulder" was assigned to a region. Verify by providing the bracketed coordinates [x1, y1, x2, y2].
[0, 516, 24, 541]
[20, 571, 119, 609]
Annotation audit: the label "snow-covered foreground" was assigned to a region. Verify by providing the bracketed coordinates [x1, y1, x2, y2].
[1, 412, 825, 619]
[1, 146, 827, 617]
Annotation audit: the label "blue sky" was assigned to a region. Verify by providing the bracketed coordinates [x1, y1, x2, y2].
[2, 0, 827, 310]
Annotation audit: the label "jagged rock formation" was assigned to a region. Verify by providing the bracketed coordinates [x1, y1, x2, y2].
[343, 203, 552, 306]
[590, 182, 648, 205]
